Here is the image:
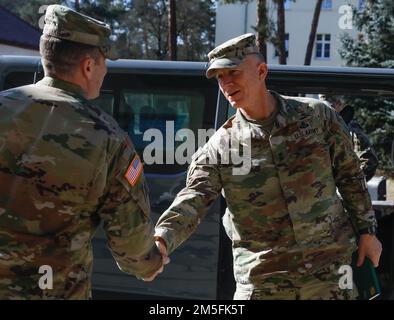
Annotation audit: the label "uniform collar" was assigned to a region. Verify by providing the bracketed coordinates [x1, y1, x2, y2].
[234, 90, 296, 131]
[271, 91, 300, 129]
[36, 76, 87, 100]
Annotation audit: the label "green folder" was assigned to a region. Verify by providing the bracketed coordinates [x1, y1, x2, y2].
[351, 251, 381, 300]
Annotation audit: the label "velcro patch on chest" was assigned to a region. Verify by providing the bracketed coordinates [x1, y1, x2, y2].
[124, 155, 143, 187]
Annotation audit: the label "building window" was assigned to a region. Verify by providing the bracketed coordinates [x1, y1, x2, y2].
[274, 34, 289, 58]
[315, 34, 330, 59]
[321, 0, 332, 10]
[284, 0, 291, 10]
[358, 0, 366, 10]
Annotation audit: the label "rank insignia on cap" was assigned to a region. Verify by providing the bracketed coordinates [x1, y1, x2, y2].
[124, 155, 143, 187]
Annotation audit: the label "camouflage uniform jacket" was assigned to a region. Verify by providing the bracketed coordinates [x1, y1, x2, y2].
[156, 92, 377, 290]
[0, 77, 162, 299]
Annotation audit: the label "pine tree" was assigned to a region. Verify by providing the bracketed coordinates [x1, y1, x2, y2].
[339, 0, 394, 173]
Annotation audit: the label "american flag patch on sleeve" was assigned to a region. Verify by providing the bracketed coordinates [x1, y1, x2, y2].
[124, 155, 143, 187]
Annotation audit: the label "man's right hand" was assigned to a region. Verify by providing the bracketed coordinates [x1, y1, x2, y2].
[141, 239, 170, 281]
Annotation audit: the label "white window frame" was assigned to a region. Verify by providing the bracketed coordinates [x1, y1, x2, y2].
[315, 34, 331, 60]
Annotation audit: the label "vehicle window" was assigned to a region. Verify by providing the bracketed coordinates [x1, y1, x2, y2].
[2, 71, 36, 90]
[119, 89, 208, 173]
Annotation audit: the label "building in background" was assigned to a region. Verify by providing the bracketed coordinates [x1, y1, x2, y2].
[0, 5, 40, 56]
[215, 0, 366, 66]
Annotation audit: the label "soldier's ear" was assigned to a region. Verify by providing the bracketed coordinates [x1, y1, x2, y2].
[257, 62, 268, 82]
[81, 56, 94, 80]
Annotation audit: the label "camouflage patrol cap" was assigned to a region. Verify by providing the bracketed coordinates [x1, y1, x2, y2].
[43, 4, 118, 60]
[206, 33, 259, 79]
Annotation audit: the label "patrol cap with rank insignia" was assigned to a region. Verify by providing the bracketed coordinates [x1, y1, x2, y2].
[206, 33, 259, 79]
[43, 4, 118, 60]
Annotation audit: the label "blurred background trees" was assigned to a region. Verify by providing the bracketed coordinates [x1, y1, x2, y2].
[340, 0, 394, 173]
[0, 0, 216, 61]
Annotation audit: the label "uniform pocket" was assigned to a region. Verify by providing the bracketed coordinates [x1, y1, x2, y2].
[130, 178, 151, 217]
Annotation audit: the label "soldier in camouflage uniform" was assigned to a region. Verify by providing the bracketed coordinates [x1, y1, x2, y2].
[319, 94, 379, 181]
[0, 5, 165, 299]
[155, 34, 382, 299]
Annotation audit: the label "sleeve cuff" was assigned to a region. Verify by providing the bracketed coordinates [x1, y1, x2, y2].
[154, 228, 172, 253]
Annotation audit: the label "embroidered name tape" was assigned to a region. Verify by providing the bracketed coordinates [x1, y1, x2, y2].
[124, 155, 143, 187]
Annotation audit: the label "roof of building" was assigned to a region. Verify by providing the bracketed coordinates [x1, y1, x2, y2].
[0, 5, 41, 50]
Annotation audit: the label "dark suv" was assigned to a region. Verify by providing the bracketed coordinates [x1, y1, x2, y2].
[1, 55, 393, 299]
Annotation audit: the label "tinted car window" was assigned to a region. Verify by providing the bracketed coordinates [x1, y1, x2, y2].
[101, 73, 217, 174]
[119, 90, 206, 171]
[3, 72, 36, 90]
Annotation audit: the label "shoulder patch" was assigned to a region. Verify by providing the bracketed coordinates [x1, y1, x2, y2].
[124, 155, 143, 187]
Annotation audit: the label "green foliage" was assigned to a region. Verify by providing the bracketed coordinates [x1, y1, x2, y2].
[339, 0, 394, 68]
[340, 0, 394, 172]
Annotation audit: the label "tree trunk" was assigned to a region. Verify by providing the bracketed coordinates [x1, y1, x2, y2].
[142, 19, 149, 58]
[74, 0, 80, 11]
[168, 0, 177, 60]
[304, 0, 323, 65]
[277, 0, 286, 64]
[183, 30, 190, 60]
[256, 0, 267, 61]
